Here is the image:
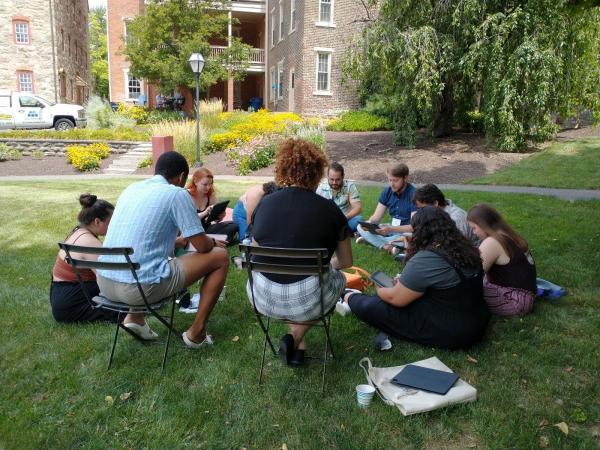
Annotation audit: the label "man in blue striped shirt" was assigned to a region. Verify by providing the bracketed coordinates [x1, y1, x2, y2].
[97, 152, 229, 348]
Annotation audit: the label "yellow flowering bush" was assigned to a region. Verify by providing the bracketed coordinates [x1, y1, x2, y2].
[66, 145, 101, 171]
[206, 110, 303, 153]
[117, 103, 149, 124]
[87, 142, 110, 159]
[65, 143, 110, 171]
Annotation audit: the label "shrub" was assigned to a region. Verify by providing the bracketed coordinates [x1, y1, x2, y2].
[286, 122, 327, 155]
[117, 103, 149, 124]
[0, 143, 21, 161]
[327, 110, 392, 132]
[146, 109, 186, 124]
[149, 120, 210, 165]
[65, 145, 101, 171]
[0, 128, 150, 141]
[462, 110, 485, 133]
[226, 135, 281, 175]
[86, 142, 110, 159]
[84, 95, 136, 129]
[138, 156, 152, 169]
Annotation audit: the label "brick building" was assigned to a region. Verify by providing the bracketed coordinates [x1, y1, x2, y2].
[107, 0, 366, 115]
[0, 0, 90, 104]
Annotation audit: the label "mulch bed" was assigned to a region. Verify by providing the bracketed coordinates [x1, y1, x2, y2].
[1, 127, 597, 183]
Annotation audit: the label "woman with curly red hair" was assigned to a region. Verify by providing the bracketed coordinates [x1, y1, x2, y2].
[248, 138, 354, 366]
[186, 167, 238, 243]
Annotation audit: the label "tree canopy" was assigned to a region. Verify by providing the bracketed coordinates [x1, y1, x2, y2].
[346, 0, 600, 151]
[122, 0, 252, 94]
[89, 7, 109, 99]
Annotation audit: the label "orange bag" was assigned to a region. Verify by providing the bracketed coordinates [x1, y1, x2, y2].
[342, 266, 372, 291]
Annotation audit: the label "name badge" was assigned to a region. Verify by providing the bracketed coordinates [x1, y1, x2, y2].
[391, 218, 401, 226]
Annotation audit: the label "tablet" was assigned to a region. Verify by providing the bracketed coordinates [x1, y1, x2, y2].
[204, 200, 229, 224]
[370, 270, 395, 288]
[391, 364, 459, 395]
[358, 221, 380, 233]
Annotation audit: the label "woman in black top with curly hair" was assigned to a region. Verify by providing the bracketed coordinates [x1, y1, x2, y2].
[340, 206, 490, 350]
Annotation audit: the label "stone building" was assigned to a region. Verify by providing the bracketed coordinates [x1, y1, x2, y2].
[0, 0, 90, 105]
[107, 0, 367, 115]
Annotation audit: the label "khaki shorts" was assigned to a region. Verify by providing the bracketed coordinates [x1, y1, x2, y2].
[97, 258, 186, 306]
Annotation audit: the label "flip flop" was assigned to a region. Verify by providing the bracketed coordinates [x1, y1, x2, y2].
[123, 322, 159, 341]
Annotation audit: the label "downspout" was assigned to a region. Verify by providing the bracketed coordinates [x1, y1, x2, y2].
[48, 0, 58, 102]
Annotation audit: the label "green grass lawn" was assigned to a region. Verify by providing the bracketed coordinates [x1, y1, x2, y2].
[1, 179, 599, 449]
[469, 137, 600, 189]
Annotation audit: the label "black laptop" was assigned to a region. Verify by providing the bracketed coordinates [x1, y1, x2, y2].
[391, 364, 459, 395]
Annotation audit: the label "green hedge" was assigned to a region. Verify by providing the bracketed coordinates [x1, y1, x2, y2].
[327, 110, 392, 132]
[0, 127, 150, 141]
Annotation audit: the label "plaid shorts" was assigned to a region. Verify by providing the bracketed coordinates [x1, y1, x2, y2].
[246, 268, 346, 322]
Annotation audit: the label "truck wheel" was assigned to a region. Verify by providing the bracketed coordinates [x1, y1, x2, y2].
[55, 118, 75, 131]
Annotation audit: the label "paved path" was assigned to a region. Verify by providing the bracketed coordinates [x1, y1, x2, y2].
[0, 173, 598, 201]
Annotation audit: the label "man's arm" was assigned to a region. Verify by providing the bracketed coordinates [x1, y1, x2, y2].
[368, 203, 387, 223]
[345, 199, 362, 220]
[188, 233, 227, 253]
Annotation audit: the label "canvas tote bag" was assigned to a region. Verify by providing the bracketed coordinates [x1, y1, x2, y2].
[359, 356, 477, 416]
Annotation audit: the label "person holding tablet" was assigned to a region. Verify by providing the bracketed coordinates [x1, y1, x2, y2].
[339, 207, 490, 350]
[356, 163, 417, 254]
[467, 203, 537, 315]
[187, 167, 238, 244]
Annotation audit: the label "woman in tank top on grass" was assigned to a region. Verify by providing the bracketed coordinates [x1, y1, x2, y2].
[50, 194, 118, 323]
[467, 203, 537, 316]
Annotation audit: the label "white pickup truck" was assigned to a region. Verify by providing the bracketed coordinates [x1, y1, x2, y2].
[0, 90, 86, 131]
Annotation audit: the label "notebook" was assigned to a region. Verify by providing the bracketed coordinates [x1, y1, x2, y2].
[391, 364, 459, 395]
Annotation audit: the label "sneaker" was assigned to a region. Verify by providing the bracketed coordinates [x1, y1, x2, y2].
[335, 300, 352, 316]
[373, 331, 392, 351]
[394, 253, 406, 263]
[182, 331, 214, 349]
[123, 322, 159, 341]
[179, 293, 201, 314]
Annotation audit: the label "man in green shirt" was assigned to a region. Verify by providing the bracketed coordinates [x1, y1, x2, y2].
[316, 162, 363, 231]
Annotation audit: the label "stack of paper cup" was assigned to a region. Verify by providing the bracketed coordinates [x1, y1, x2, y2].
[356, 384, 376, 408]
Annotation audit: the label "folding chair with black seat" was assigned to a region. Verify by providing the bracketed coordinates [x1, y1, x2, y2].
[58, 243, 179, 374]
[239, 244, 336, 392]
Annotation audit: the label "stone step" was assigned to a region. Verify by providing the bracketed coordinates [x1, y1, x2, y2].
[110, 161, 140, 168]
[104, 168, 136, 174]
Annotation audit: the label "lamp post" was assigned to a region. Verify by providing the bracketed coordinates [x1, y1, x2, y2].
[188, 53, 205, 167]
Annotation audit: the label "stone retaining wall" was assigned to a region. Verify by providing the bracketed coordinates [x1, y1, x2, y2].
[0, 139, 142, 157]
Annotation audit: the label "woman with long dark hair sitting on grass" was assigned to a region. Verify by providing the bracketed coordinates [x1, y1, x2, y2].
[467, 203, 537, 316]
[339, 206, 490, 350]
[50, 194, 118, 323]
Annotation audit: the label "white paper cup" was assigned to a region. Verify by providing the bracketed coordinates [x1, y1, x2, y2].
[356, 384, 376, 408]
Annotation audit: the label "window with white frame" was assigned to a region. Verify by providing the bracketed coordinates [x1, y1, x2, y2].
[123, 19, 132, 45]
[124, 71, 142, 100]
[17, 71, 34, 92]
[318, 0, 333, 25]
[315, 50, 332, 94]
[269, 66, 276, 101]
[277, 61, 284, 99]
[14, 21, 30, 44]
[290, 0, 296, 33]
[270, 10, 276, 47]
[278, 2, 284, 41]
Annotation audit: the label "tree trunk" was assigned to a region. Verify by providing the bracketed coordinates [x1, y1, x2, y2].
[433, 79, 454, 138]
